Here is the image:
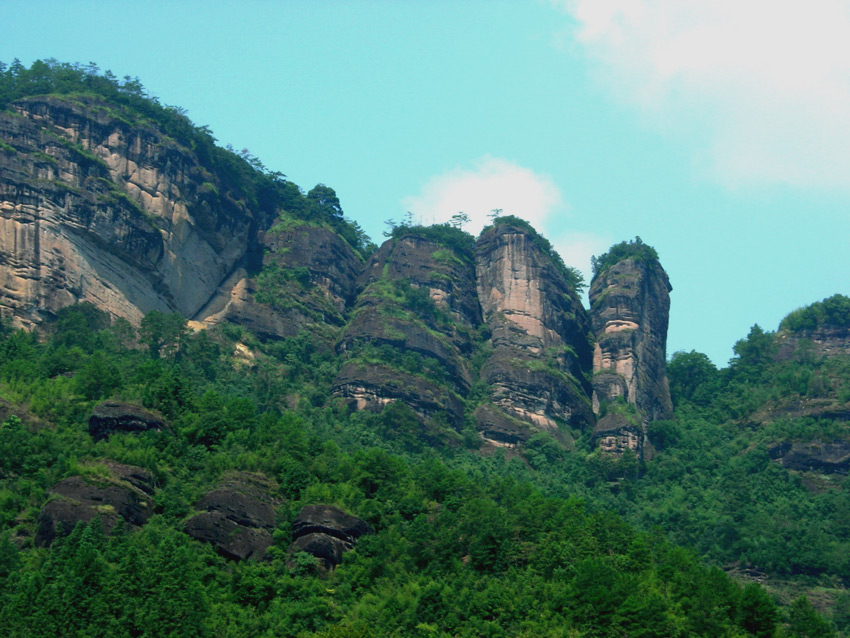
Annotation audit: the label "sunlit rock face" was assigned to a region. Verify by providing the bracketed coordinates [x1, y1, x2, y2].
[0, 95, 267, 328]
[589, 256, 673, 455]
[474, 223, 593, 446]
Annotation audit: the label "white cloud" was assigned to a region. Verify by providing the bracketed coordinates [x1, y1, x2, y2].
[550, 231, 611, 288]
[555, 0, 850, 189]
[400, 156, 564, 235]
[401, 156, 609, 283]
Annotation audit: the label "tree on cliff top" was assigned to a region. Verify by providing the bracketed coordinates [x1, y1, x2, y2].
[591, 236, 660, 278]
[780, 294, 850, 333]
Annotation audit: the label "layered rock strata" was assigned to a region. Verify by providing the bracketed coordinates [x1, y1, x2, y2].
[589, 256, 673, 455]
[184, 472, 278, 561]
[199, 223, 362, 342]
[0, 95, 267, 328]
[332, 233, 479, 426]
[474, 223, 594, 446]
[88, 401, 165, 440]
[35, 462, 156, 546]
[770, 440, 850, 475]
[287, 504, 372, 571]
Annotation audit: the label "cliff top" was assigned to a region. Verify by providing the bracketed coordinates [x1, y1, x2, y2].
[780, 294, 850, 333]
[590, 236, 660, 279]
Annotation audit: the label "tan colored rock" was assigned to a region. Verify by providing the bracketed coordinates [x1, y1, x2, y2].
[474, 223, 594, 442]
[0, 96, 266, 329]
[589, 254, 673, 456]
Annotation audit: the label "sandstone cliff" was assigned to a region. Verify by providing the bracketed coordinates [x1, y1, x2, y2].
[331, 231, 478, 429]
[474, 222, 594, 446]
[0, 95, 268, 328]
[199, 221, 362, 342]
[589, 244, 673, 456]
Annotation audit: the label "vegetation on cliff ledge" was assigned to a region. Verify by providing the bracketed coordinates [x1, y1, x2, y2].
[780, 294, 850, 333]
[0, 58, 374, 259]
[591, 236, 660, 277]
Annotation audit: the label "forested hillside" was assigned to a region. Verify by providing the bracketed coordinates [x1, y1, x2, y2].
[0, 59, 848, 637]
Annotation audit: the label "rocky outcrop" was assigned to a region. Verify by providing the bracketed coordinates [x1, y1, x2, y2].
[35, 463, 156, 546]
[589, 253, 673, 454]
[474, 223, 593, 445]
[332, 233, 478, 426]
[770, 440, 850, 474]
[183, 472, 278, 561]
[777, 324, 850, 361]
[88, 401, 165, 440]
[287, 504, 372, 571]
[198, 223, 362, 342]
[0, 95, 268, 329]
[593, 413, 643, 456]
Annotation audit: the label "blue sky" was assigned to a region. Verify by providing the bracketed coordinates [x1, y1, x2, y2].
[3, 0, 848, 366]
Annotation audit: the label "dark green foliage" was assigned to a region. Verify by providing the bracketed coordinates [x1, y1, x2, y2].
[740, 582, 779, 638]
[389, 222, 476, 260]
[591, 236, 660, 277]
[788, 597, 837, 638]
[0, 302, 805, 637]
[667, 349, 720, 406]
[781, 294, 850, 333]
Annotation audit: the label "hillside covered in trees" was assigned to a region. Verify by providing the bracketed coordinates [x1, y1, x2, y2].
[1, 59, 849, 637]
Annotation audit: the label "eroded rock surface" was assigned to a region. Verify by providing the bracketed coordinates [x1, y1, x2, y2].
[288, 504, 372, 571]
[777, 324, 850, 361]
[474, 223, 593, 445]
[589, 255, 673, 454]
[200, 224, 362, 342]
[593, 413, 643, 456]
[770, 440, 850, 474]
[88, 401, 165, 440]
[0, 95, 268, 328]
[35, 464, 155, 546]
[184, 473, 278, 561]
[332, 233, 478, 426]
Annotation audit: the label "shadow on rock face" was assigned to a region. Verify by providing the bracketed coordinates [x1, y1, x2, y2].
[184, 472, 280, 561]
[35, 463, 156, 547]
[287, 505, 372, 572]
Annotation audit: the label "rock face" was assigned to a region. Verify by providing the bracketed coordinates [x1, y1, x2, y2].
[589, 256, 673, 455]
[474, 223, 594, 446]
[770, 440, 850, 474]
[0, 95, 268, 328]
[287, 504, 372, 571]
[184, 473, 278, 561]
[199, 223, 362, 342]
[777, 324, 850, 361]
[35, 463, 156, 546]
[88, 401, 165, 440]
[331, 233, 479, 427]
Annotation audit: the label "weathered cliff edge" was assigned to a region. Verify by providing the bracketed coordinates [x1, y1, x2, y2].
[589, 255, 673, 456]
[328, 223, 597, 448]
[0, 95, 267, 328]
[331, 232, 478, 430]
[474, 223, 593, 446]
[1, 95, 685, 453]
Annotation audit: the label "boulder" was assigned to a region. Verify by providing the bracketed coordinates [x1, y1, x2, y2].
[88, 401, 165, 440]
[35, 465, 155, 546]
[288, 505, 372, 571]
[770, 440, 850, 474]
[184, 473, 278, 561]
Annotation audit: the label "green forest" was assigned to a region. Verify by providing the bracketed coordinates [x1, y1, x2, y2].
[1, 58, 849, 638]
[0, 301, 843, 638]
